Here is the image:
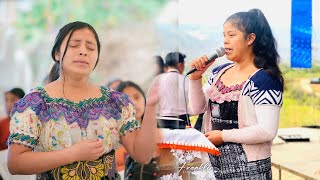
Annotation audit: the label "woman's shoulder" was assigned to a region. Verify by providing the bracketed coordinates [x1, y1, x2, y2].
[249, 69, 283, 91]
[206, 63, 233, 85]
[244, 70, 283, 106]
[211, 63, 233, 74]
[10, 87, 46, 116]
[17, 87, 44, 101]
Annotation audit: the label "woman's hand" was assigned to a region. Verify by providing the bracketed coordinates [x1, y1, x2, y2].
[69, 139, 104, 162]
[189, 55, 215, 80]
[205, 130, 224, 146]
[145, 79, 160, 108]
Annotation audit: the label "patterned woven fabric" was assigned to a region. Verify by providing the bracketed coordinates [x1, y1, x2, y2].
[209, 143, 271, 180]
[37, 150, 119, 180]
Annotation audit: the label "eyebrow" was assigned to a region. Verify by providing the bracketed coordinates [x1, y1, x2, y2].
[223, 31, 237, 35]
[70, 39, 96, 44]
[224, 30, 236, 33]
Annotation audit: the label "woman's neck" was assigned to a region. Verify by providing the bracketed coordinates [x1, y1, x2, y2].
[233, 53, 257, 73]
[58, 73, 89, 89]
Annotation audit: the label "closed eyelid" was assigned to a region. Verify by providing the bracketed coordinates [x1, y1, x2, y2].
[69, 42, 95, 50]
[69, 43, 79, 46]
[69, 40, 80, 46]
[86, 44, 96, 50]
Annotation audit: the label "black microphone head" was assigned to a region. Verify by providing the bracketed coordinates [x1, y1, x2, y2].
[216, 47, 226, 57]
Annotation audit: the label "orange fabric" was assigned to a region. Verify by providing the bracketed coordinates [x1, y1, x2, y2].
[115, 145, 127, 171]
[0, 117, 10, 151]
[158, 143, 221, 156]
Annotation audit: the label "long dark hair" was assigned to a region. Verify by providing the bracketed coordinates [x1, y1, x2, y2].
[225, 9, 283, 84]
[154, 55, 165, 75]
[48, 21, 101, 83]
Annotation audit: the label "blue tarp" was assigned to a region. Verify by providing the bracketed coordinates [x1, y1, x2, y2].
[291, 0, 312, 68]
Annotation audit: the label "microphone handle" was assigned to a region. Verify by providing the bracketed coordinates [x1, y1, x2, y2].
[186, 54, 218, 76]
[186, 67, 197, 75]
[206, 54, 219, 64]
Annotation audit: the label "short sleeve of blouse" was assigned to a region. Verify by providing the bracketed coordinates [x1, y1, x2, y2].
[118, 103, 141, 136]
[108, 91, 141, 136]
[7, 92, 43, 149]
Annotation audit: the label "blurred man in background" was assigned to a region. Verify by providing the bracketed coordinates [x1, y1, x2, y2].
[157, 52, 193, 127]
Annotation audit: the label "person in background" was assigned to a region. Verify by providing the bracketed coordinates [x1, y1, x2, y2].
[154, 55, 165, 75]
[114, 81, 145, 172]
[163, 63, 168, 73]
[106, 78, 122, 90]
[189, 9, 283, 179]
[157, 52, 193, 127]
[7, 21, 159, 179]
[0, 88, 25, 151]
[116, 81, 160, 179]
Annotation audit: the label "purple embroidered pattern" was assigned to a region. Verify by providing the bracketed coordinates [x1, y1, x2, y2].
[10, 87, 132, 128]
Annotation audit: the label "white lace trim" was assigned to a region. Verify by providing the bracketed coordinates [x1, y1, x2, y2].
[191, 170, 216, 180]
[159, 173, 183, 180]
[171, 149, 202, 165]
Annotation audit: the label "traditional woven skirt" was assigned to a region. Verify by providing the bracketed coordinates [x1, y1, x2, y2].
[209, 143, 272, 180]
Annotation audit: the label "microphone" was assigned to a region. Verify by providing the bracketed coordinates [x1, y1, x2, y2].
[186, 47, 226, 75]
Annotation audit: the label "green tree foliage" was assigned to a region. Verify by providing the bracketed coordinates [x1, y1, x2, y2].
[15, 0, 167, 42]
[280, 63, 320, 127]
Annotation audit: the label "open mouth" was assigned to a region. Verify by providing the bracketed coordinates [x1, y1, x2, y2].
[225, 48, 233, 54]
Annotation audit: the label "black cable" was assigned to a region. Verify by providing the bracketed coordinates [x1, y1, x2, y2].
[183, 74, 191, 127]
